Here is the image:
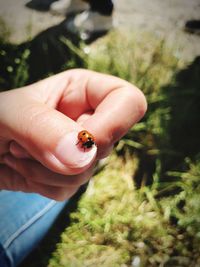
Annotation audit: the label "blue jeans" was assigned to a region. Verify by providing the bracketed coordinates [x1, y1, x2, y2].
[0, 190, 67, 267]
[87, 0, 114, 15]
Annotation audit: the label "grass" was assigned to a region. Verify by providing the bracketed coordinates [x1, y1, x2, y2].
[48, 155, 200, 267]
[48, 32, 200, 267]
[1, 18, 200, 267]
[48, 155, 175, 267]
[48, 32, 200, 266]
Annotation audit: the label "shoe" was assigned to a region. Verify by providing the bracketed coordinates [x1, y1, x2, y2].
[26, 0, 57, 11]
[50, 0, 88, 15]
[184, 20, 200, 35]
[66, 10, 113, 40]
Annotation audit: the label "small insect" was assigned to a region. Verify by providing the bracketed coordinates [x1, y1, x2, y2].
[77, 130, 95, 150]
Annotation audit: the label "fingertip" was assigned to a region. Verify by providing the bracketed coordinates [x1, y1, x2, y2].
[134, 88, 148, 121]
[96, 145, 114, 160]
[55, 131, 97, 167]
[44, 131, 97, 175]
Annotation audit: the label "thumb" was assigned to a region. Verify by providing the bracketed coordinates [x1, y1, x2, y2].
[0, 90, 97, 175]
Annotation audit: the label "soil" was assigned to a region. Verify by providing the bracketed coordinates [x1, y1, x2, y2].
[0, 0, 200, 61]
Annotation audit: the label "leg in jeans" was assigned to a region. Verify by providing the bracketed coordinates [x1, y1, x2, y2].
[84, 0, 114, 16]
[50, 0, 89, 15]
[50, 0, 114, 17]
[65, 0, 114, 39]
[0, 190, 67, 267]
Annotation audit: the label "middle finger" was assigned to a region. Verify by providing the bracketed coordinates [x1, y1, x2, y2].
[3, 154, 95, 187]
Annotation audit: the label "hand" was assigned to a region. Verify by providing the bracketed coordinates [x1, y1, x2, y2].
[0, 69, 147, 200]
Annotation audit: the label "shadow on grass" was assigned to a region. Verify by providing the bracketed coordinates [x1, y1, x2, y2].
[0, 15, 108, 90]
[167, 56, 200, 157]
[134, 56, 200, 186]
[161, 56, 200, 173]
[0, 17, 84, 90]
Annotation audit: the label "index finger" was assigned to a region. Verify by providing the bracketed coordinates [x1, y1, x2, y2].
[86, 71, 147, 156]
[59, 69, 147, 158]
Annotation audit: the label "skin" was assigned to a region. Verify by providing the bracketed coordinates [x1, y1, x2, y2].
[0, 69, 147, 201]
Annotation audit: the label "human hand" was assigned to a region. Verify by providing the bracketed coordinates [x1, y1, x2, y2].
[0, 69, 147, 200]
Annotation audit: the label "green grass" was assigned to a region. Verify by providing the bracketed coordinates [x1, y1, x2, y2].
[48, 155, 200, 267]
[48, 156, 174, 267]
[1, 19, 200, 267]
[47, 32, 200, 266]
[48, 32, 200, 267]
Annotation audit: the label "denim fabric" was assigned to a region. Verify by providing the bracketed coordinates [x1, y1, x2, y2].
[86, 0, 114, 15]
[0, 190, 67, 267]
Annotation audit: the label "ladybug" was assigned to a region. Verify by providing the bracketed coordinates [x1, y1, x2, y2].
[77, 130, 95, 150]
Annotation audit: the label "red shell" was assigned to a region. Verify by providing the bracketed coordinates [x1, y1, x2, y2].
[77, 130, 95, 149]
[78, 130, 95, 143]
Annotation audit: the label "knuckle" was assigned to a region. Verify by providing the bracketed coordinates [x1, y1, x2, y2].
[138, 93, 147, 118]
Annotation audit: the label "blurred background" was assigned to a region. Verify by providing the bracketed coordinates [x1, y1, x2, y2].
[0, 0, 200, 266]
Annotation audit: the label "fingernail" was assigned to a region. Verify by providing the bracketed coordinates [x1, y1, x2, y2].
[55, 131, 97, 169]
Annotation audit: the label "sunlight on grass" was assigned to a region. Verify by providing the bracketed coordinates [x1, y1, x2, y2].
[48, 156, 173, 267]
[87, 30, 183, 96]
[49, 155, 200, 267]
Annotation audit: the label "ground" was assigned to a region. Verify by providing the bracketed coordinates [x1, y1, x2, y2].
[0, 0, 200, 61]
